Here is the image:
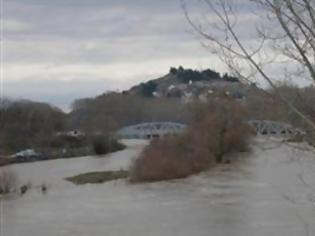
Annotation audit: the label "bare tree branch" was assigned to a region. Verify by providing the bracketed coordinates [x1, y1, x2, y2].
[183, 0, 315, 132]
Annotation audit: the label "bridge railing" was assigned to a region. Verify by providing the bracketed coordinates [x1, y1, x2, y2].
[247, 120, 305, 138]
[116, 122, 187, 139]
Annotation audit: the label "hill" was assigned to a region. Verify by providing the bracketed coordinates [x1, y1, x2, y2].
[127, 66, 242, 100]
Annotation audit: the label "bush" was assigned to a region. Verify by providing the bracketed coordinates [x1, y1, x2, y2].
[130, 135, 213, 182]
[92, 135, 125, 155]
[191, 99, 252, 163]
[130, 99, 252, 182]
[0, 169, 17, 194]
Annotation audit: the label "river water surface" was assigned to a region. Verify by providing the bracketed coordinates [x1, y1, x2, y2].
[1, 138, 315, 236]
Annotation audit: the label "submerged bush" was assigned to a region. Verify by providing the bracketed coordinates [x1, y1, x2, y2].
[0, 169, 17, 194]
[191, 99, 252, 163]
[130, 99, 252, 182]
[92, 135, 125, 155]
[130, 135, 213, 182]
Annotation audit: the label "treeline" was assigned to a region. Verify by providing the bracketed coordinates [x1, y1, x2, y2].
[2, 82, 315, 155]
[0, 99, 66, 154]
[69, 92, 190, 133]
[169, 66, 239, 83]
[245, 83, 315, 142]
[0, 94, 189, 155]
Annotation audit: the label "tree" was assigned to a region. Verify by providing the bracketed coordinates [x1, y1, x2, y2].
[1, 99, 66, 152]
[182, 0, 315, 133]
[140, 81, 157, 97]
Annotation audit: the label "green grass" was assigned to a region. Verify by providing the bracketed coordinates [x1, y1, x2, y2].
[65, 170, 129, 185]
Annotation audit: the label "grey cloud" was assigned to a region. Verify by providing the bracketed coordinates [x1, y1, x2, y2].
[3, 0, 261, 109]
[3, 73, 160, 111]
[4, 0, 184, 38]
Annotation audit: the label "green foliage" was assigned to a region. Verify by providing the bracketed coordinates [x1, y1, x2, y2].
[176, 67, 219, 83]
[169, 67, 177, 74]
[140, 81, 157, 97]
[169, 66, 238, 84]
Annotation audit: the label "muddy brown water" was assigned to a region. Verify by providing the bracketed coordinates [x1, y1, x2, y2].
[1, 138, 315, 236]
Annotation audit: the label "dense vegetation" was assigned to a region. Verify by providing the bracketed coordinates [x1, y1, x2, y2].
[0, 98, 126, 158]
[2, 67, 315, 160]
[0, 99, 66, 154]
[129, 83, 315, 182]
[139, 81, 157, 97]
[130, 99, 252, 182]
[171, 66, 216, 83]
[245, 83, 315, 143]
[70, 92, 190, 133]
[92, 135, 125, 155]
[169, 66, 234, 83]
[136, 66, 239, 97]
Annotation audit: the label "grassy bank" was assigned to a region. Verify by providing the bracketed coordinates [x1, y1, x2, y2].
[65, 170, 129, 185]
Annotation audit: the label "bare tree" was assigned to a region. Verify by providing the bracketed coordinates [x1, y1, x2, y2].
[182, 0, 315, 132]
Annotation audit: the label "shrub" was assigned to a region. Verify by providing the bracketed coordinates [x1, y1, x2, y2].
[130, 99, 252, 182]
[130, 135, 213, 182]
[92, 135, 125, 155]
[0, 169, 17, 194]
[191, 99, 252, 163]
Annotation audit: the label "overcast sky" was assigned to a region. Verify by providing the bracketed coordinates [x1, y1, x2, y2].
[1, 0, 309, 110]
[2, 0, 220, 110]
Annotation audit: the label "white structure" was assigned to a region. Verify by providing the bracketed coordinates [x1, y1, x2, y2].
[248, 120, 305, 137]
[116, 122, 187, 139]
[11, 149, 40, 159]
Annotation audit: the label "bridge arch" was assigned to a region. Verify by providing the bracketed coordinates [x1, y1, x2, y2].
[248, 120, 305, 137]
[116, 122, 187, 139]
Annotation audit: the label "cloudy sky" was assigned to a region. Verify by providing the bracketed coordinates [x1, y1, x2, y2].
[3, 0, 226, 110]
[2, 0, 310, 110]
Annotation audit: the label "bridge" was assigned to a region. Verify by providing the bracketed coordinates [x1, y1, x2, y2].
[247, 120, 305, 137]
[116, 120, 305, 140]
[116, 122, 187, 139]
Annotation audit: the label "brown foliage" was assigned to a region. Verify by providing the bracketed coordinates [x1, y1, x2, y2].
[245, 84, 315, 144]
[130, 135, 213, 182]
[70, 93, 190, 133]
[130, 99, 252, 182]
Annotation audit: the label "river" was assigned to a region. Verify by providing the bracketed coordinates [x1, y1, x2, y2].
[1, 138, 315, 236]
